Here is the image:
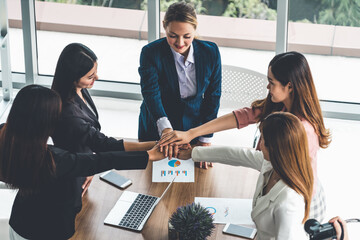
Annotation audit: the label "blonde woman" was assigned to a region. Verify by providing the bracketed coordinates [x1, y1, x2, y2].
[178, 112, 313, 239]
[138, 2, 221, 168]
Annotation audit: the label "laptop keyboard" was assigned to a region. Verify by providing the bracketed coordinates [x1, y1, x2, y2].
[118, 194, 158, 230]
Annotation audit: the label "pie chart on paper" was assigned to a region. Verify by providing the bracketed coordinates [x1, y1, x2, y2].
[168, 160, 181, 167]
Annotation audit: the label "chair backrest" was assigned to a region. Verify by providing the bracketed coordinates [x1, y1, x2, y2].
[221, 65, 268, 109]
[221, 65, 268, 148]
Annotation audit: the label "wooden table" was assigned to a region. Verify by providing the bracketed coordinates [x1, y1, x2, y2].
[70, 161, 259, 240]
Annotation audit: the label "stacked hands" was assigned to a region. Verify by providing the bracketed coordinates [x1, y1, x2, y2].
[157, 129, 214, 169]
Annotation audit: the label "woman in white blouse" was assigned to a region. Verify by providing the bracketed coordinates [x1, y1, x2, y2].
[178, 112, 313, 240]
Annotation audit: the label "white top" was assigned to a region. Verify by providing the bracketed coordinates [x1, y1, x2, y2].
[170, 44, 196, 99]
[192, 146, 308, 240]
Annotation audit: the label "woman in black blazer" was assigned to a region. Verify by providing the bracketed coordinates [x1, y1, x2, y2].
[51, 43, 155, 212]
[0, 85, 163, 240]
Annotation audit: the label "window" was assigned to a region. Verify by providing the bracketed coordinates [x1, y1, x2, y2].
[288, 0, 360, 103]
[4, 0, 25, 74]
[34, 0, 148, 83]
[159, 0, 278, 75]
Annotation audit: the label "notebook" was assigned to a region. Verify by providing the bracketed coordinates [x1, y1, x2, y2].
[104, 177, 176, 231]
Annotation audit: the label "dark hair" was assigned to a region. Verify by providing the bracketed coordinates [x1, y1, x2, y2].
[51, 43, 97, 102]
[260, 112, 313, 223]
[163, 2, 197, 29]
[0, 85, 62, 195]
[252, 51, 331, 148]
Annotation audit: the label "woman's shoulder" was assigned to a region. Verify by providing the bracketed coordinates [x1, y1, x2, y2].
[275, 182, 305, 207]
[60, 100, 81, 117]
[298, 118, 319, 143]
[57, 101, 95, 130]
[195, 38, 217, 46]
[193, 39, 219, 53]
[142, 38, 168, 51]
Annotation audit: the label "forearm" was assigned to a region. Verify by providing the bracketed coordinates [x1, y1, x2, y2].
[124, 141, 156, 151]
[192, 145, 263, 170]
[188, 112, 237, 139]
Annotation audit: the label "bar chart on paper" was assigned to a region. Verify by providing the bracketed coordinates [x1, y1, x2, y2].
[152, 158, 194, 182]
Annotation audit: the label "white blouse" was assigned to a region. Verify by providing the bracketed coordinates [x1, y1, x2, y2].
[192, 146, 308, 240]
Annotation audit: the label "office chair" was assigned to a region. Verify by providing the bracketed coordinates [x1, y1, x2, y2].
[221, 65, 268, 148]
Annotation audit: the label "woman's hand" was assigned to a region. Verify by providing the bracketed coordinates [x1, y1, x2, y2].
[328, 216, 349, 240]
[159, 130, 193, 147]
[177, 145, 193, 160]
[196, 141, 214, 169]
[81, 176, 94, 197]
[147, 144, 166, 161]
[166, 144, 179, 160]
[159, 128, 174, 157]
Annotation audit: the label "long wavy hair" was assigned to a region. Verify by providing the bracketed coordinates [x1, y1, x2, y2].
[51, 43, 97, 103]
[260, 112, 313, 223]
[252, 51, 331, 148]
[0, 85, 62, 195]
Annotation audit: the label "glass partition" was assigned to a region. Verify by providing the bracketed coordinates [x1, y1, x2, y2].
[158, 0, 278, 75]
[288, 1, 360, 103]
[34, 0, 148, 83]
[4, 0, 25, 74]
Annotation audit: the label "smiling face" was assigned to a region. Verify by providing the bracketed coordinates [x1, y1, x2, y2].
[164, 21, 195, 57]
[76, 62, 98, 90]
[267, 66, 293, 106]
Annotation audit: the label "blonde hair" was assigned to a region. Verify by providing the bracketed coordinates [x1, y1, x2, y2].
[163, 2, 197, 30]
[260, 112, 314, 223]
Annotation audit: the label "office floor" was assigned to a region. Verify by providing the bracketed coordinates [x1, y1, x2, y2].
[93, 96, 360, 238]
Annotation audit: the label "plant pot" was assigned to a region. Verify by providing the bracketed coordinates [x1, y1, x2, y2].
[169, 222, 200, 240]
[168, 203, 215, 240]
[168, 222, 180, 240]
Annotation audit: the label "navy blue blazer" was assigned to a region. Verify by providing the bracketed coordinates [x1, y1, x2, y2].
[138, 38, 221, 141]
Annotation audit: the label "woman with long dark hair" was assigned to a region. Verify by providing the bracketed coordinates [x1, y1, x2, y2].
[0, 85, 162, 240]
[51, 43, 156, 212]
[160, 51, 330, 221]
[178, 112, 313, 239]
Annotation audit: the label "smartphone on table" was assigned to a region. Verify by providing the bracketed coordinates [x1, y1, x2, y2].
[223, 223, 257, 239]
[99, 170, 132, 189]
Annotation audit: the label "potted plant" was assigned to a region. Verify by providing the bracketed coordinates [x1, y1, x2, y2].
[168, 203, 215, 240]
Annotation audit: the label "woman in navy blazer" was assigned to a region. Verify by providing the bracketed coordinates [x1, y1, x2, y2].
[138, 2, 221, 168]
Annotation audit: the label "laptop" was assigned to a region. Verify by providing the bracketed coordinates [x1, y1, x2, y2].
[104, 177, 176, 231]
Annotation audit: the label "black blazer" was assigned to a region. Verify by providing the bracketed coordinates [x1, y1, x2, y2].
[52, 89, 125, 211]
[9, 145, 148, 240]
[52, 88, 124, 153]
